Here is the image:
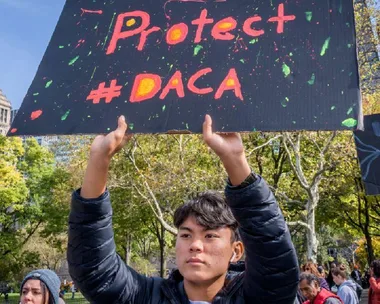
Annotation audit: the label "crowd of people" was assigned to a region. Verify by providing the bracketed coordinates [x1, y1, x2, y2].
[296, 260, 380, 304]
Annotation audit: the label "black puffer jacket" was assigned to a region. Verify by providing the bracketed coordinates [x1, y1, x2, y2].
[68, 176, 299, 303]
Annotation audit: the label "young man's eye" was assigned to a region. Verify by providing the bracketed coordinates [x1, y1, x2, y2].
[205, 234, 219, 238]
[180, 234, 190, 238]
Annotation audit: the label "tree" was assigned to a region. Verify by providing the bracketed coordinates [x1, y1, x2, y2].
[0, 136, 56, 280]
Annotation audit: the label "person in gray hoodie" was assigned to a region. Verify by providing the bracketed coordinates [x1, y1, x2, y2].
[332, 266, 359, 304]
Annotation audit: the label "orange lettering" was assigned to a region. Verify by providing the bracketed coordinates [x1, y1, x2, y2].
[191, 9, 214, 43]
[107, 11, 151, 54]
[243, 16, 264, 37]
[166, 23, 189, 45]
[187, 68, 213, 94]
[211, 17, 237, 40]
[215, 68, 243, 100]
[130, 74, 162, 103]
[159, 71, 185, 99]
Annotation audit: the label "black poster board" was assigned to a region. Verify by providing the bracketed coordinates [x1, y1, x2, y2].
[9, 0, 362, 135]
[354, 114, 380, 196]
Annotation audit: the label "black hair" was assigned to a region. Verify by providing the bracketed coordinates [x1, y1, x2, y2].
[173, 191, 240, 242]
[371, 260, 380, 277]
[299, 272, 320, 287]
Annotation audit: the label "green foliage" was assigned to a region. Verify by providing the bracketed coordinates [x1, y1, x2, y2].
[0, 135, 57, 281]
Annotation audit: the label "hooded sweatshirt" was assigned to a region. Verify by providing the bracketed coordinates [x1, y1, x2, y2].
[337, 280, 359, 304]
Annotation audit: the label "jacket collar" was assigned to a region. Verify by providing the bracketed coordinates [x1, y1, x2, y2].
[161, 262, 246, 303]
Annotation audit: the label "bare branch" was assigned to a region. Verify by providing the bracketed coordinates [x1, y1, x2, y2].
[287, 221, 312, 233]
[269, 186, 304, 206]
[128, 150, 178, 235]
[282, 133, 310, 190]
[246, 135, 283, 157]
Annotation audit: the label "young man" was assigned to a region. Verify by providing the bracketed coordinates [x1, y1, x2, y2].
[299, 273, 342, 304]
[67, 115, 299, 303]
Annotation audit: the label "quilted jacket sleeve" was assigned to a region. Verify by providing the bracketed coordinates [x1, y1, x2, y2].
[67, 189, 153, 304]
[225, 176, 299, 304]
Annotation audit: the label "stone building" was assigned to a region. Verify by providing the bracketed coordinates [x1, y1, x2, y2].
[0, 89, 12, 135]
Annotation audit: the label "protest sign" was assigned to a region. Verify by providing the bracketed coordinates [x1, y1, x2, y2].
[9, 0, 362, 135]
[354, 114, 380, 196]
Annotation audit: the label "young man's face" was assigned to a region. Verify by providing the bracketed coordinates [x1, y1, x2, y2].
[175, 216, 235, 284]
[299, 279, 320, 301]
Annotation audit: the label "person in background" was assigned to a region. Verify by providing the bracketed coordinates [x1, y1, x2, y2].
[369, 260, 380, 304]
[332, 265, 359, 304]
[70, 283, 76, 299]
[20, 269, 61, 304]
[351, 265, 362, 286]
[299, 273, 342, 304]
[327, 263, 337, 289]
[302, 262, 330, 291]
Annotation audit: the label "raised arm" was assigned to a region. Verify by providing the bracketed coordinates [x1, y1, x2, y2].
[68, 117, 151, 303]
[202, 115, 299, 304]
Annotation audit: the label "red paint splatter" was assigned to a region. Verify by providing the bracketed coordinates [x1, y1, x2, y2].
[31, 110, 43, 120]
[10, 128, 17, 133]
[80, 8, 103, 16]
[75, 39, 86, 49]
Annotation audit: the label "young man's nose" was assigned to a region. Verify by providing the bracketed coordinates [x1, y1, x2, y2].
[189, 239, 204, 252]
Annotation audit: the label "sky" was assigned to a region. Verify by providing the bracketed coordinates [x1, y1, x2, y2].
[0, 0, 65, 109]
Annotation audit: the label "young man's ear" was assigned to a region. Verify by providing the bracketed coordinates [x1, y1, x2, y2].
[230, 241, 244, 262]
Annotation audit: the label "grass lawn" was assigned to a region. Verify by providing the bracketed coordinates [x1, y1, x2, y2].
[4, 292, 89, 303]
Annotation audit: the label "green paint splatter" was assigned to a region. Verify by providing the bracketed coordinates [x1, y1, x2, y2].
[249, 39, 258, 44]
[94, 23, 99, 30]
[103, 12, 116, 50]
[240, 59, 245, 64]
[107, 128, 111, 131]
[289, 52, 293, 56]
[339, 0, 343, 14]
[186, 123, 189, 129]
[281, 97, 290, 107]
[341, 118, 357, 128]
[69, 56, 80, 66]
[129, 123, 134, 130]
[331, 106, 336, 110]
[33, 93, 39, 96]
[162, 105, 166, 112]
[88, 51, 92, 56]
[347, 107, 353, 115]
[256, 50, 261, 65]
[193, 45, 203, 56]
[292, 121, 296, 124]
[45, 80, 53, 88]
[308, 73, 316, 85]
[61, 110, 70, 121]
[282, 63, 291, 77]
[89, 67, 97, 82]
[59, 45, 65, 49]
[320, 37, 331, 56]
[305, 11, 313, 22]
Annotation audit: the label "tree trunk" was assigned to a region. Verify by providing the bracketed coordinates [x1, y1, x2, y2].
[364, 231, 375, 265]
[125, 235, 132, 265]
[159, 223, 166, 278]
[306, 198, 318, 262]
